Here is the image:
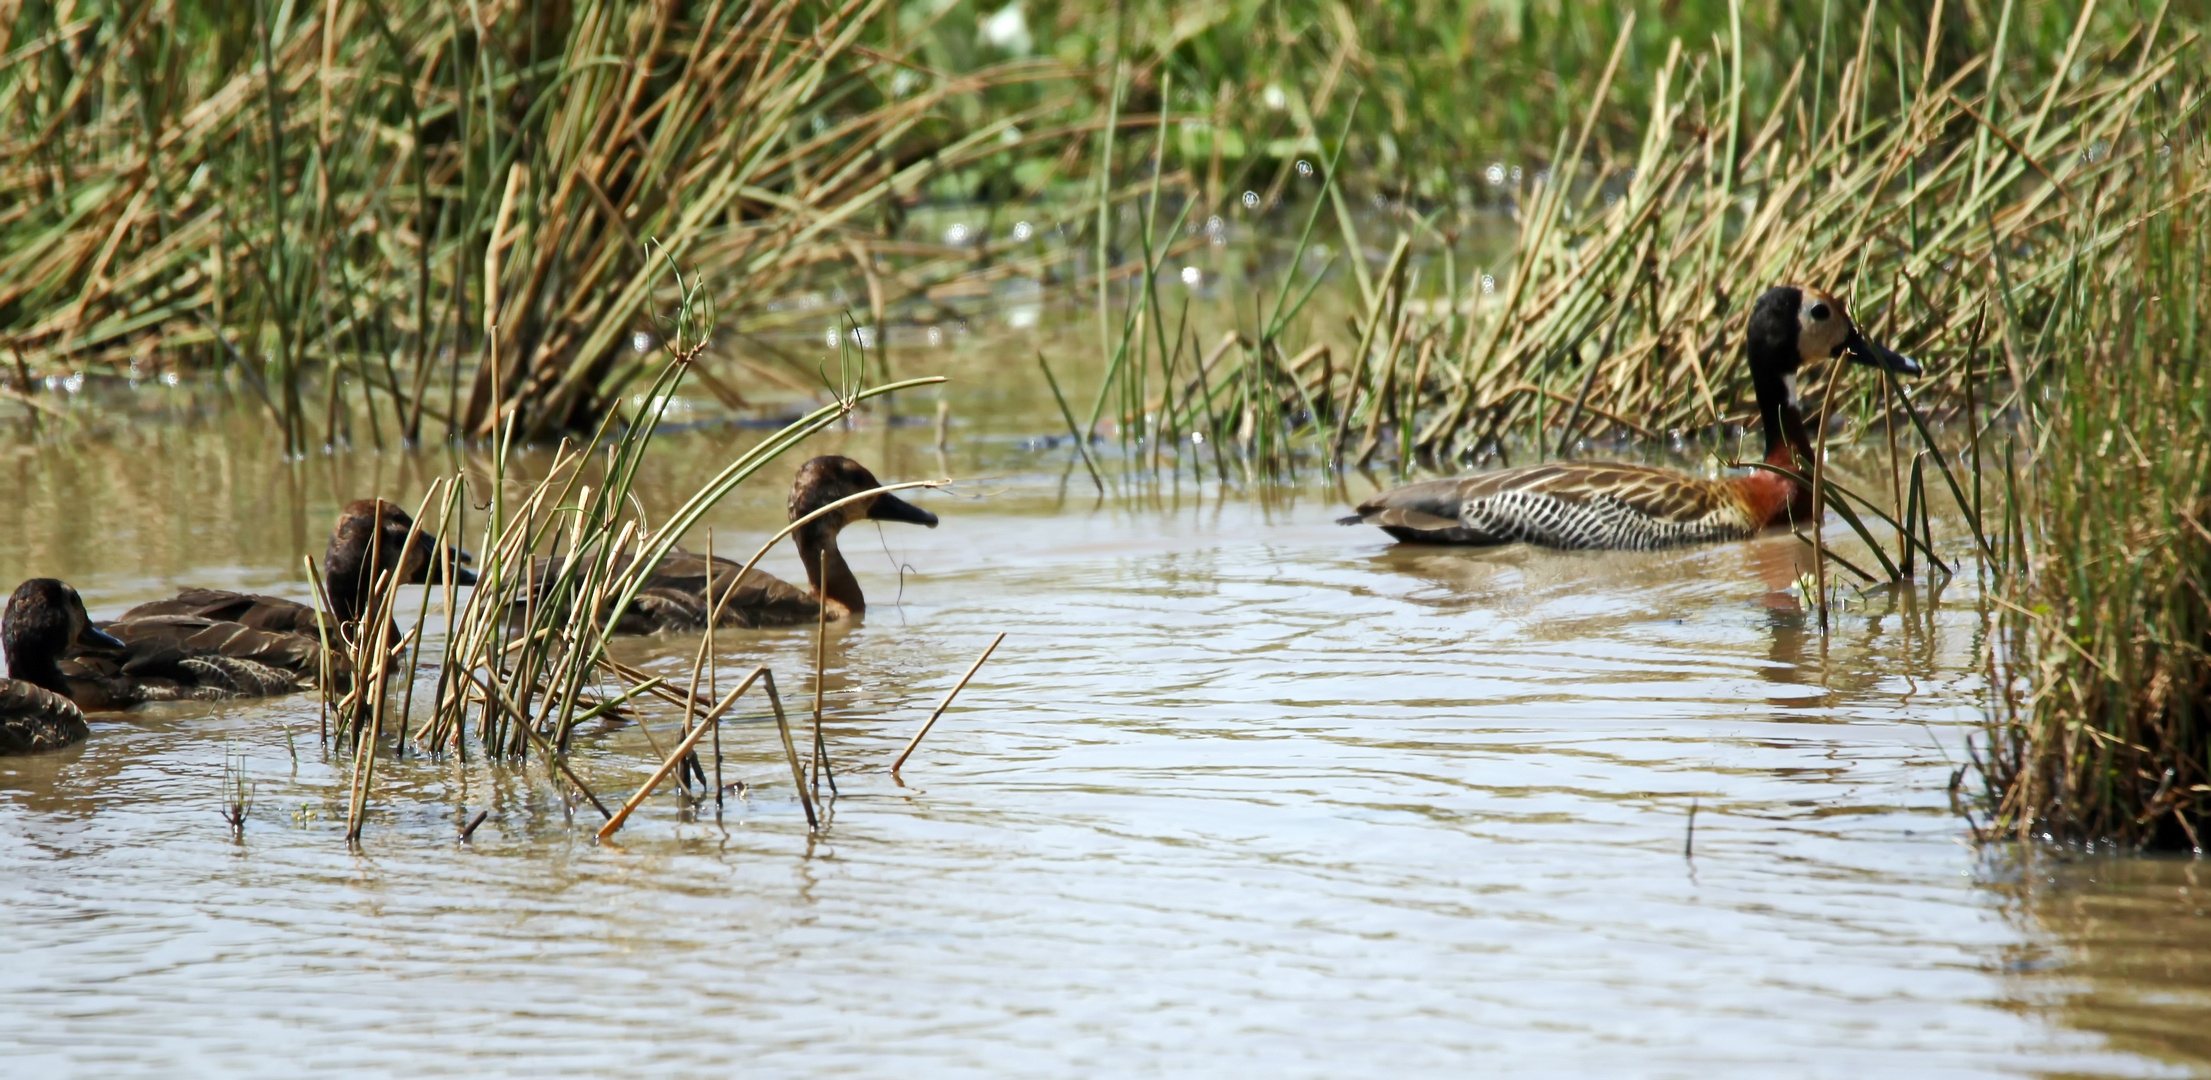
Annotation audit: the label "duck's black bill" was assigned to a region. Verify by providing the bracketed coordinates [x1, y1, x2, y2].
[868, 491, 939, 528]
[78, 623, 126, 651]
[1842, 328, 1922, 376]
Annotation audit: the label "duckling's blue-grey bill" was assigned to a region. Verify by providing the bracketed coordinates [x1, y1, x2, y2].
[79, 623, 125, 650]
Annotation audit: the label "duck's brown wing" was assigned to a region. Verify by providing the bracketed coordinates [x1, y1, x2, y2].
[0, 680, 90, 754]
[95, 616, 324, 698]
[1338, 476, 1497, 544]
[118, 588, 327, 636]
[523, 549, 818, 634]
[1345, 462, 1751, 550]
[625, 550, 820, 631]
[704, 561, 820, 629]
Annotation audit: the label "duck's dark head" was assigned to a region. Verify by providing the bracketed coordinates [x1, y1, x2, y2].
[4, 578, 123, 693]
[1745, 285, 1922, 465]
[786, 456, 939, 546]
[324, 499, 477, 623]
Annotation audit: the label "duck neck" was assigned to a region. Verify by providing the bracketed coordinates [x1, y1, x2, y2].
[797, 528, 864, 618]
[1754, 371, 1818, 522]
[324, 557, 368, 626]
[4, 638, 69, 697]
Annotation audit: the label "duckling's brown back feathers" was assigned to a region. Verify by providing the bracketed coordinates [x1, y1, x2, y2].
[118, 588, 325, 636]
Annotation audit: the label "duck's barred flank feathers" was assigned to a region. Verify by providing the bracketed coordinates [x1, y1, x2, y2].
[0, 680, 89, 754]
[1343, 461, 1763, 551]
[1457, 486, 1758, 550]
[174, 655, 311, 698]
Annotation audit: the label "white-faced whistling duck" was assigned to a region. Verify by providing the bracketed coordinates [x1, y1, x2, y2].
[1339, 285, 1921, 550]
[533, 455, 940, 635]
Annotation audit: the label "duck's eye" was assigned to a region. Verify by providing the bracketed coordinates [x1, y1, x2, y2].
[1808, 302, 1831, 321]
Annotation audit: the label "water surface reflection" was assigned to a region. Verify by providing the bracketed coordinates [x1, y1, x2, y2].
[0, 410, 2203, 1077]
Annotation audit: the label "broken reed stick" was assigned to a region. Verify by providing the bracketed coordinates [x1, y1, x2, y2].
[760, 667, 820, 831]
[891, 632, 1007, 774]
[811, 547, 834, 800]
[460, 809, 489, 843]
[704, 530, 721, 807]
[597, 681, 749, 841]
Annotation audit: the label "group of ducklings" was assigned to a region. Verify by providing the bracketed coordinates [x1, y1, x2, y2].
[0, 456, 937, 756]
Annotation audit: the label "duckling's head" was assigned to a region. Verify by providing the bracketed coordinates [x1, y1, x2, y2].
[1746, 285, 1923, 409]
[786, 456, 939, 546]
[324, 499, 478, 622]
[4, 579, 124, 679]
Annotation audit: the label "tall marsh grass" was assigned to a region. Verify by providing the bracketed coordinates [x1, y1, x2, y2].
[1072, 5, 2201, 488]
[1, 0, 1045, 447]
[1977, 151, 2211, 850]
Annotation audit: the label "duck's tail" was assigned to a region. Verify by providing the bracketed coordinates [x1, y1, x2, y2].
[1335, 513, 1367, 526]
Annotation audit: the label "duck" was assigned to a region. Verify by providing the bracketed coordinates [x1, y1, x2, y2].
[0, 579, 110, 753]
[1339, 285, 1921, 550]
[6, 578, 326, 711]
[530, 456, 939, 635]
[115, 498, 476, 640]
[81, 499, 474, 697]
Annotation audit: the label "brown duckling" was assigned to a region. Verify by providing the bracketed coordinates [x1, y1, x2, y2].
[11, 579, 318, 711]
[533, 456, 939, 635]
[0, 579, 107, 753]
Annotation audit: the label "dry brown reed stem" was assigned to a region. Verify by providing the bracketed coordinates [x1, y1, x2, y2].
[597, 681, 749, 842]
[689, 530, 720, 802]
[891, 633, 1008, 775]
[1809, 346, 1851, 634]
[764, 669, 821, 831]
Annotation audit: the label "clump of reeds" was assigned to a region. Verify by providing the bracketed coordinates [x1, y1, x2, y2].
[1976, 140, 2211, 849]
[1335, 10, 2191, 467]
[316, 269, 936, 842]
[0, 0, 1053, 446]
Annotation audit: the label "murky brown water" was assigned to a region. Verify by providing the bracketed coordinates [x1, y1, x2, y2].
[2, 361, 2208, 1077]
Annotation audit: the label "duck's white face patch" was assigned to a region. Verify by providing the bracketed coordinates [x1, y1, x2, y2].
[1797, 290, 1851, 363]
